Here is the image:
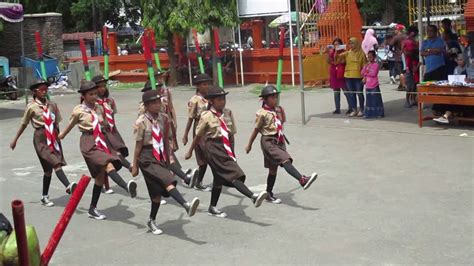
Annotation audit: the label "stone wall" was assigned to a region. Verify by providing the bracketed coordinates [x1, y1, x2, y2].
[0, 13, 64, 67]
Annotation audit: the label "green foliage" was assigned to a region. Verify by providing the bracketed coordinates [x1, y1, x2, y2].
[142, 0, 239, 38]
[21, 0, 142, 32]
[358, 0, 408, 26]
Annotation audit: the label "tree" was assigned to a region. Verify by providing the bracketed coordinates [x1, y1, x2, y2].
[179, 0, 239, 85]
[21, 0, 142, 32]
[358, 0, 408, 26]
[142, 0, 191, 85]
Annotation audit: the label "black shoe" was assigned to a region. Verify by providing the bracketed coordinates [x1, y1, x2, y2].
[345, 110, 352, 115]
[187, 169, 199, 188]
[184, 197, 200, 217]
[208, 206, 227, 218]
[251, 191, 268, 208]
[147, 219, 163, 235]
[333, 109, 341, 115]
[266, 193, 282, 204]
[127, 180, 137, 198]
[194, 182, 211, 192]
[66, 182, 77, 195]
[88, 207, 106, 220]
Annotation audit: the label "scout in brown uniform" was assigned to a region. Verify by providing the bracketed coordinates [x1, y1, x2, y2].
[245, 85, 318, 203]
[93, 75, 132, 194]
[141, 80, 199, 188]
[10, 80, 77, 207]
[58, 81, 138, 220]
[182, 74, 212, 191]
[131, 90, 200, 235]
[185, 86, 267, 218]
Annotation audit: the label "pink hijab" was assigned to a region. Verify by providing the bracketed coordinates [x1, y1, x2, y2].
[362, 29, 378, 55]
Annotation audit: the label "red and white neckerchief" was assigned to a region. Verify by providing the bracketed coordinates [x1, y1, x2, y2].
[263, 104, 284, 144]
[210, 108, 236, 161]
[97, 98, 115, 130]
[83, 104, 111, 154]
[145, 113, 167, 162]
[35, 99, 60, 153]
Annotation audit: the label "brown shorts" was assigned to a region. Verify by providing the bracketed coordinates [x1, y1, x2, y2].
[139, 146, 177, 199]
[205, 139, 245, 187]
[80, 132, 122, 178]
[260, 135, 292, 169]
[33, 128, 66, 171]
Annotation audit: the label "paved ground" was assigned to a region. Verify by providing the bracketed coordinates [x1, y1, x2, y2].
[0, 73, 473, 265]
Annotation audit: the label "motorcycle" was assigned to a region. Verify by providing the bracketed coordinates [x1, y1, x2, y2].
[0, 75, 19, 100]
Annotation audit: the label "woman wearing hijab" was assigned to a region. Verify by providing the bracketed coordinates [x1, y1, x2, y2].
[337, 38, 368, 117]
[362, 29, 378, 56]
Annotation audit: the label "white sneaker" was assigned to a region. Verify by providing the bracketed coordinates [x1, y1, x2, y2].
[390, 76, 396, 84]
[208, 206, 227, 218]
[433, 117, 449, 124]
[104, 189, 114, 194]
[147, 219, 163, 235]
[349, 111, 357, 117]
[183, 168, 192, 176]
[252, 191, 268, 208]
[160, 199, 167, 205]
[41, 196, 54, 207]
[357, 111, 364, 117]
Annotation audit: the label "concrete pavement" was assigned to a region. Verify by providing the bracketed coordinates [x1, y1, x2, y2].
[0, 75, 472, 265]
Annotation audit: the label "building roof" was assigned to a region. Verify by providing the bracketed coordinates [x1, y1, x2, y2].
[62, 32, 96, 41]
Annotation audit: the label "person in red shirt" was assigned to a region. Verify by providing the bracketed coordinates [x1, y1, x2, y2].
[402, 26, 420, 108]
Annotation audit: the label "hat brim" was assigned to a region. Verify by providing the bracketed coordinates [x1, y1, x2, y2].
[195, 78, 213, 84]
[204, 91, 229, 99]
[29, 81, 49, 91]
[95, 78, 108, 84]
[77, 84, 99, 93]
[143, 95, 162, 103]
[259, 91, 280, 97]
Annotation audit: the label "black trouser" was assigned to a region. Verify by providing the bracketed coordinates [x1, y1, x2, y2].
[424, 65, 447, 82]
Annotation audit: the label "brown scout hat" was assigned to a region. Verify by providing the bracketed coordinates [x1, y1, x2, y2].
[78, 80, 99, 93]
[204, 86, 229, 99]
[29, 79, 49, 91]
[142, 90, 162, 103]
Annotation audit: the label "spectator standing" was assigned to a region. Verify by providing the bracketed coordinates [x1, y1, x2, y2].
[324, 38, 349, 114]
[402, 26, 420, 107]
[362, 29, 378, 56]
[361, 50, 384, 119]
[391, 24, 407, 90]
[421, 25, 447, 81]
[337, 37, 367, 117]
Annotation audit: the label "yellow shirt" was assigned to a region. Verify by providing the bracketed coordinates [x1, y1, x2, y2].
[339, 49, 367, 79]
[195, 108, 236, 139]
[21, 99, 61, 129]
[68, 104, 103, 132]
[133, 113, 169, 146]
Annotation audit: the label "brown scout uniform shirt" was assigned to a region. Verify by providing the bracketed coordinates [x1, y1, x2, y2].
[195, 108, 236, 139]
[21, 100, 62, 129]
[254, 106, 285, 136]
[134, 113, 169, 146]
[68, 104, 104, 132]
